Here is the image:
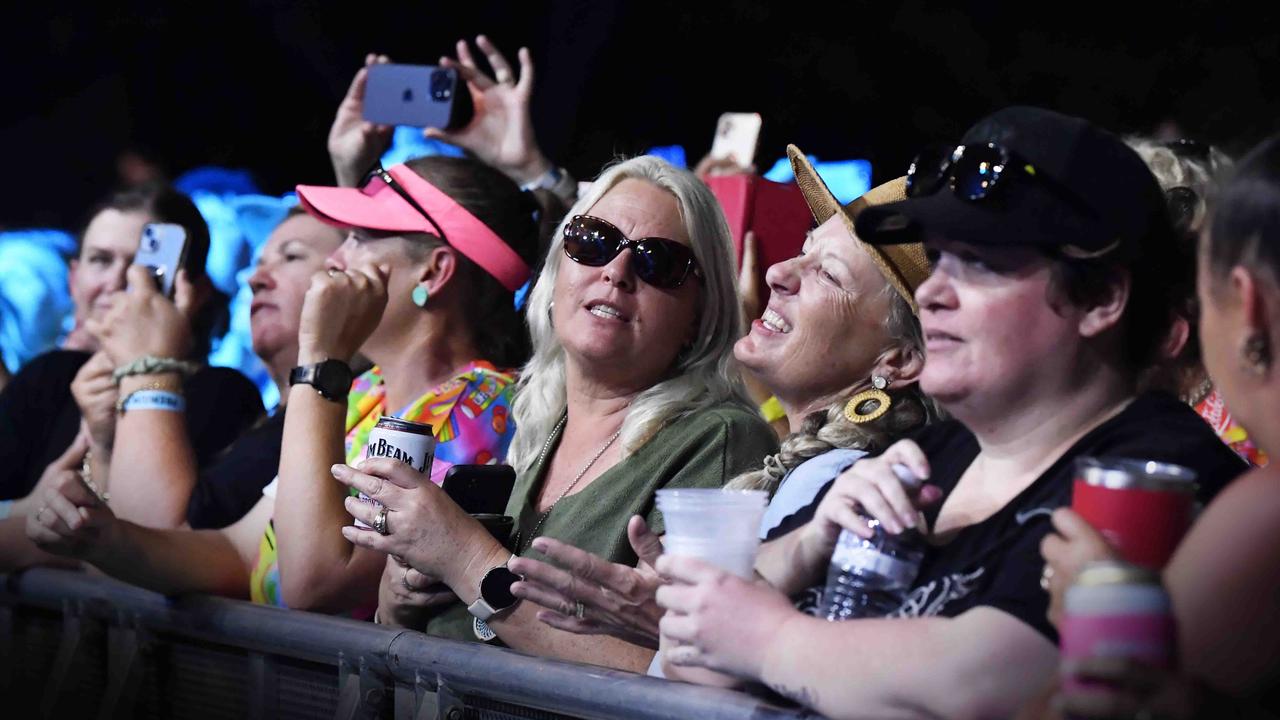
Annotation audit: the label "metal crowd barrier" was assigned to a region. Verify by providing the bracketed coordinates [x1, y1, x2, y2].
[1, 568, 817, 720]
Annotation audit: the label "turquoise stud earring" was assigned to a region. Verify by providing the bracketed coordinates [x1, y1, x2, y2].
[411, 285, 429, 307]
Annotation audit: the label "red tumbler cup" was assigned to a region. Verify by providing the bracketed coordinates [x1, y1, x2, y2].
[1071, 457, 1197, 569]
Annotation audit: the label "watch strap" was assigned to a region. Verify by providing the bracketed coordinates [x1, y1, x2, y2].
[289, 359, 352, 401]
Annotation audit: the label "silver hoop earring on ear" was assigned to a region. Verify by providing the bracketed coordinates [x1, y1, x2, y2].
[547, 301, 555, 328]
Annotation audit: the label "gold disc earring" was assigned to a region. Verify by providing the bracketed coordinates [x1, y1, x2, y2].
[844, 375, 892, 424]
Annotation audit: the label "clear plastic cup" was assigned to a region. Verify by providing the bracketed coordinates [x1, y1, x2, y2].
[656, 489, 767, 578]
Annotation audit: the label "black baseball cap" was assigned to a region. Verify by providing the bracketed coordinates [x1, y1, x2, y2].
[856, 106, 1174, 260]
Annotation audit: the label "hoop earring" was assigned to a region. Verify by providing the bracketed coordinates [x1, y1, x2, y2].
[1242, 333, 1272, 376]
[548, 301, 555, 328]
[411, 285, 429, 308]
[844, 375, 892, 424]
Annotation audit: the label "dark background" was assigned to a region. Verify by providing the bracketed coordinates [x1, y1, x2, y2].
[4, 1, 1278, 230]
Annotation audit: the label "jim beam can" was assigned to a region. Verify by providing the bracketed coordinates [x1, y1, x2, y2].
[1059, 560, 1175, 690]
[353, 416, 435, 529]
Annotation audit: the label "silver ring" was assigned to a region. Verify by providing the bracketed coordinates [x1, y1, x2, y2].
[574, 600, 585, 620]
[35, 506, 47, 524]
[327, 269, 341, 278]
[374, 506, 389, 536]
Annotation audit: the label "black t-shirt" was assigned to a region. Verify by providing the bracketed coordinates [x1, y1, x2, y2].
[770, 392, 1246, 643]
[0, 349, 264, 501]
[895, 392, 1243, 643]
[186, 409, 285, 529]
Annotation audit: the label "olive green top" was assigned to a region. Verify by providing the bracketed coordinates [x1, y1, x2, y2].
[425, 401, 779, 643]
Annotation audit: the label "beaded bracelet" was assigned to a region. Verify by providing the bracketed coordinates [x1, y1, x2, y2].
[111, 355, 200, 385]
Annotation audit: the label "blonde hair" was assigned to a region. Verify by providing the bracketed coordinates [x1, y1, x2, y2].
[507, 156, 753, 474]
[726, 284, 936, 494]
[1126, 137, 1231, 234]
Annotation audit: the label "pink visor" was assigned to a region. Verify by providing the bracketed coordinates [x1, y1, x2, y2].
[296, 164, 531, 293]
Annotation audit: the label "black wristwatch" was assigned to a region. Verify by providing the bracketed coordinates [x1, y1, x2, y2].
[467, 555, 521, 621]
[289, 359, 353, 402]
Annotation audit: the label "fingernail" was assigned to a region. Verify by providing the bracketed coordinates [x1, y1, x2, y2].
[331, 464, 345, 478]
[531, 538, 547, 551]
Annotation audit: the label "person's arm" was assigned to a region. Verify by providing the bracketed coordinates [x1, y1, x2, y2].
[657, 555, 1058, 720]
[28, 475, 270, 599]
[84, 267, 203, 527]
[1164, 467, 1280, 697]
[273, 262, 388, 612]
[106, 372, 194, 526]
[328, 54, 394, 187]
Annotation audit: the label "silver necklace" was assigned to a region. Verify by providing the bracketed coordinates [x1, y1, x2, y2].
[516, 413, 623, 553]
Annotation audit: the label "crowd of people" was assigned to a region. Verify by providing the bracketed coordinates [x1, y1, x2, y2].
[2, 34, 1277, 720]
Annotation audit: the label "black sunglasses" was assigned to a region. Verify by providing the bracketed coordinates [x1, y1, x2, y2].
[905, 142, 1040, 201]
[561, 215, 701, 289]
[359, 164, 449, 243]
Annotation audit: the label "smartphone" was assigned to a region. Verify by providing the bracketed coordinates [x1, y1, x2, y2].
[134, 223, 189, 298]
[363, 64, 474, 130]
[442, 464, 516, 515]
[710, 112, 763, 169]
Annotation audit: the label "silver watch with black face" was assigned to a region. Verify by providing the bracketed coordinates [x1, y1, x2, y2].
[467, 554, 520, 621]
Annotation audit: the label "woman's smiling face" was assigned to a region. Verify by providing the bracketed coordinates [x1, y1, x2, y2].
[734, 215, 896, 408]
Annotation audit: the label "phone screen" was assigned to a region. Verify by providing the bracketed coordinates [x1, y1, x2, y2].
[710, 112, 763, 168]
[133, 223, 188, 298]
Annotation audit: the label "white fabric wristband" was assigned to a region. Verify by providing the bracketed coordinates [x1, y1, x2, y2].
[122, 390, 186, 413]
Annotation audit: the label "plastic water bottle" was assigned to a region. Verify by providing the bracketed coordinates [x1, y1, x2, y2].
[818, 464, 925, 621]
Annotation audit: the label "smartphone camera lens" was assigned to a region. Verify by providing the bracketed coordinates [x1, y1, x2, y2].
[430, 70, 452, 102]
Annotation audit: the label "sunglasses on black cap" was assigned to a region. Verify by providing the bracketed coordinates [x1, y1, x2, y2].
[905, 143, 1040, 202]
[561, 215, 702, 289]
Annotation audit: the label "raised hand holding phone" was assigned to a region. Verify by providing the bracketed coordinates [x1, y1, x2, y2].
[426, 35, 554, 187]
[330, 53, 395, 187]
[85, 265, 195, 365]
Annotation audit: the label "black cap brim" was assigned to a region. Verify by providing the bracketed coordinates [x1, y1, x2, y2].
[854, 180, 1119, 258]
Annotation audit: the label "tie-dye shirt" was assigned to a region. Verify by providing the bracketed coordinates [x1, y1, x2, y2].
[1195, 388, 1268, 468]
[249, 360, 517, 608]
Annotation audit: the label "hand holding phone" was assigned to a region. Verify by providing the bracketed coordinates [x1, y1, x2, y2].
[442, 464, 516, 515]
[363, 64, 474, 130]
